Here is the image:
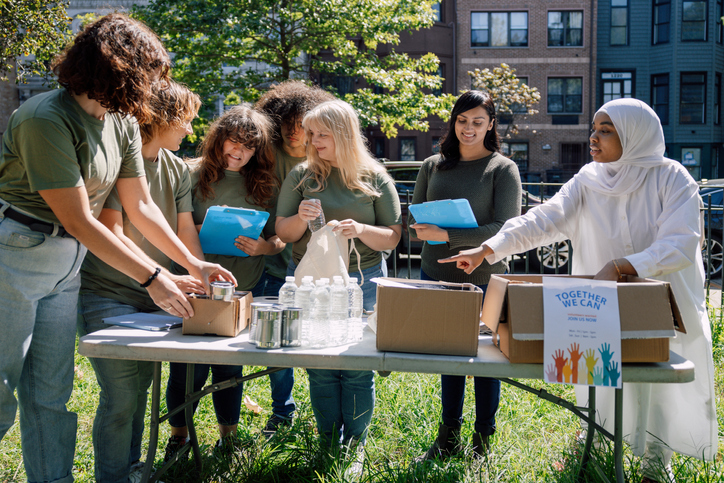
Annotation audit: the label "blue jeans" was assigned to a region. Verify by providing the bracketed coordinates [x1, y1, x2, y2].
[166, 362, 244, 427]
[0, 214, 86, 483]
[77, 293, 155, 483]
[421, 269, 500, 436]
[289, 259, 382, 444]
[254, 271, 285, 297]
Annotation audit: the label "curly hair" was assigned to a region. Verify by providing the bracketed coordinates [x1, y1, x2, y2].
[192, 105, 278, 209]
[139, 80, 201, 144]
[52, 13, 170, 124]
[438, 90, 501, 170]
[253, 80, 335, 142]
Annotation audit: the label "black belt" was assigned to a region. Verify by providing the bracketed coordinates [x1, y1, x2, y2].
[2, 206, 75, 238]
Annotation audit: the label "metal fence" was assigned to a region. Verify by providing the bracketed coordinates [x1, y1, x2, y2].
[388, 181, 724, 311]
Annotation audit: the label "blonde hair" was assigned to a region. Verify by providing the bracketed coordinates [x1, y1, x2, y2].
[300, 100, 388, 197]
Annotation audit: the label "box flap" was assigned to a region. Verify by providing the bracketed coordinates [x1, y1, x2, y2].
[480, 275, 510, 333]
[665, 283, 686, 334]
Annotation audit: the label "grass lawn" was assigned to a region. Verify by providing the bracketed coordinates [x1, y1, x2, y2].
[1, 302, 723, 482]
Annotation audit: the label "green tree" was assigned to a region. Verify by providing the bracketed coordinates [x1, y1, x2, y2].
[0, 0, 72, 82]
[469, 63, 541, 139]
[133, 0, 455, 137]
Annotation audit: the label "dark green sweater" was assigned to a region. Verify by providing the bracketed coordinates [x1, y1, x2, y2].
[410, 152, 522, 285]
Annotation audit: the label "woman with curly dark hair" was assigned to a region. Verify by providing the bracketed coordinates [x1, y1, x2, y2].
[164, 105, 285, 456]
[0, 14, 234, 483]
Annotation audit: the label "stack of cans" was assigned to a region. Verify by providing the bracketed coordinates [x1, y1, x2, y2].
[249, 303, 302, 349]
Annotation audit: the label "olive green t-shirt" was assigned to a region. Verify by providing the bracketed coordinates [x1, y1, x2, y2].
[80, 148, 194, 311]
[0, 88, 145, 223]
[276, 164, 401, 271]
[264, 146, 306, 279]
[191, 169, 277, 291]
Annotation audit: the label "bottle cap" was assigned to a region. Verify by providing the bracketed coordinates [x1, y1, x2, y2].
[285, 276, 296, 282]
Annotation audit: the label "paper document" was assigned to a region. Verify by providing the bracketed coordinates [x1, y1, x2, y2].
[103, 312, 182, 331]
[542, 277, 621, 389]
[198, 206, 270, 257]
[408, 199, 477, 245]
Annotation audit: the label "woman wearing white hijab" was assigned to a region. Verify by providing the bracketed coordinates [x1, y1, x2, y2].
[441, 98, 717, 482]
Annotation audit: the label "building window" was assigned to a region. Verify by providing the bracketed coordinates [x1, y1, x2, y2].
[432, 136, 441, 154]
[548, 11, 583, 47]
[716, 73, 722, 125]
[374, 138, 385, 159]
[682, 1, 707, 41]
[432, 2, 442, 22]
[682, 147, 702, 179]
[548, 77, 583, 114]
[602, 72, 633, 104]
[433, 65, 444, 96]
[399, 138, 416, 161]
[320, 75, 355, 96]
[611, 0, 629, 45]
[718, 0, 723, 43]
[651, 73, 670, 125]
[471, 12, 529, 47]
[501, 142, 529, 171]
[653, 0, 671, 44]
[560, 143, 587, 170]
[680, 72, 706, 124]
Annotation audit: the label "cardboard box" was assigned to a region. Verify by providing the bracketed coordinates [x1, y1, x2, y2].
[374, 278, 484, 357]
[182, 292, 252, 337]
[481, 274, 686, 363]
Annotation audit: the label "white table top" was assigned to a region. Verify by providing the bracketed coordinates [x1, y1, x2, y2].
[78, 325, 695, 384]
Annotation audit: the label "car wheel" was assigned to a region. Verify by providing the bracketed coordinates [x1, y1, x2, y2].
[528, 241, 570, 274]
[702, 232, 723, 278]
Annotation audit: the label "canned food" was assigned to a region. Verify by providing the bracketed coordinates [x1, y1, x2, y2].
[210, 281, 235, 301]
[256, 306, 282, 349]
[281, 308, 303, 347]
[249, 302, 279, 345]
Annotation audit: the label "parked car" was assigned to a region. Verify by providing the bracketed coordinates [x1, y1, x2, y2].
[381, 159, 570, 273]
[698, 179, 724, 278]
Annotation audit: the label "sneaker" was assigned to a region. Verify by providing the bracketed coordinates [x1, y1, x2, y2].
[164, 435, 190, 463]
[214, 433, 242, 457]
[128, 462, 164, 483]
[261, 415, 292, 440]
[343, 440, 365, 481]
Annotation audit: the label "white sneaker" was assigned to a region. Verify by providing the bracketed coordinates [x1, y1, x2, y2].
[343, 441, 365, 481]
[128, 462, 164, 483]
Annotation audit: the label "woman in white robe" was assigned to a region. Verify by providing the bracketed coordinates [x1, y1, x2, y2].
[441, 98, 717, 482]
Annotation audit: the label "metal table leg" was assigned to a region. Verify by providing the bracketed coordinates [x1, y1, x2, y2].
[138, 365, 286, 483]
[614, 388, 624, 483]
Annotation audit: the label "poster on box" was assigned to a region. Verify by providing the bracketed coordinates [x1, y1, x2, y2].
[542, 277, 621, 389]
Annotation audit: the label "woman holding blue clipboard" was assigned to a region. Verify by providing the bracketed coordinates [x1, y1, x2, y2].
[410, 90, 522, 461]
[164, 105, 285, 456]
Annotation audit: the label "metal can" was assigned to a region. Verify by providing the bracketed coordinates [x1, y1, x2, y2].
[249, 302, 278, 345]
[210, 281, 235, 301]
[281, 308, 303, 347]
[255, 306, 282, 349]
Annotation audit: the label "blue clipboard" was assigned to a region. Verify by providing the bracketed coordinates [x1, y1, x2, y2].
[408, 199, 477, 245]
[198, 206, 270, 257]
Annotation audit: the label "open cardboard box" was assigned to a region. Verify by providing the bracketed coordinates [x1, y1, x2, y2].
[182, 291, 252, 337]
[481, 274, 686, 363]
[374, 277, 484, 357]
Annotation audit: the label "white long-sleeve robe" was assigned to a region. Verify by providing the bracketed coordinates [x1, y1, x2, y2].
[485, 160, 717, 460]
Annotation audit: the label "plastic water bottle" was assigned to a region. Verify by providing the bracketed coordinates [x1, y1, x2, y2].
[295, 276, 315, 346]
[347, 277, 364, 342]
[307, 198, 326, 232]
[309, 278, 331, 348]
[329, 276, 350, 345]
[278, 276, 298, 307]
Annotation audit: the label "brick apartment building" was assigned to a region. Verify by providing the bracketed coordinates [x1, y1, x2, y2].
[455, 0, 597, 186]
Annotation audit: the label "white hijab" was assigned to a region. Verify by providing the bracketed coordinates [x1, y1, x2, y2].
[577, 98, 673, 196]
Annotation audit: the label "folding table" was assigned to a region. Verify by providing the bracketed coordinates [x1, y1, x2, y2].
[78, 325, 694, 483]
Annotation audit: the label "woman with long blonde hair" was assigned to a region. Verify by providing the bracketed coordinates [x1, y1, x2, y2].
[275, 99, 402, 470]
